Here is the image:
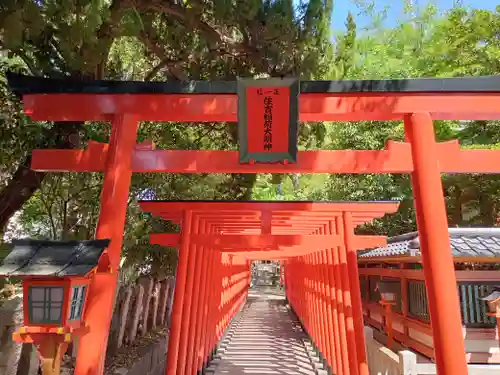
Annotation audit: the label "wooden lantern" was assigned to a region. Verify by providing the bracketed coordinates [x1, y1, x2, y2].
[0, 239, 110, 375]
[376, 279, 400, 350]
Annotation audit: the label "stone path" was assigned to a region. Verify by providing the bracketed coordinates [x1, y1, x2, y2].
[210, 289, 320, 375]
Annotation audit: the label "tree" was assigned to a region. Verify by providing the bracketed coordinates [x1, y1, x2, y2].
[1, 0, 343, 275]
[0, 0, 335, 233]
[321, 4, 500, 235]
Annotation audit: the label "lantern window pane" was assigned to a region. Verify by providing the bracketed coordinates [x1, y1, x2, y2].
[50, 306, 62, 321]
[30, 287, 45, 302]
[32, 307, 44, 321]
[68, 285, 87, 320]
[28, 286, 64, 324]
[51, 287, 64, 302]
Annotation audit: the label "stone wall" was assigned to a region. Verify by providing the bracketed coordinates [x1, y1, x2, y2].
[0, 297, 39, 375]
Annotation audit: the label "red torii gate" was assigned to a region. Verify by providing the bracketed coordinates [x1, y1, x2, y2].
[139, 200, 398, 375]
[7, 72, 500, 375]
[140, 201, 398, 374]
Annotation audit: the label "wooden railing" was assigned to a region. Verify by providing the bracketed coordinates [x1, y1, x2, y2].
[359, 267, 500, 361]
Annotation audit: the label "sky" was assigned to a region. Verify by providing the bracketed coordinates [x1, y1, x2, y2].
[332, 0, 498, 30]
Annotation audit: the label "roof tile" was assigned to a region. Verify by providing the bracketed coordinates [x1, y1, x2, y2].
[359, 228, 500, 260]
[0, 239, 110, 277]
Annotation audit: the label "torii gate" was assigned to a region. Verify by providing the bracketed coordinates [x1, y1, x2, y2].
[139, 200, 399, 375]
[7, 72, 500, 375]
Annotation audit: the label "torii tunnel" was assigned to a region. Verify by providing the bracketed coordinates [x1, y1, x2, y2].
[7, 73, 500, 375]
[139, 200, 398, 375]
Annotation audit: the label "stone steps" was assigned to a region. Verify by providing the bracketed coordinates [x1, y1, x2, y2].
[204, 291, 329, 375]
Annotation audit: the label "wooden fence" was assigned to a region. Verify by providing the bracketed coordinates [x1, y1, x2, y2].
[70, 276, 175, 359]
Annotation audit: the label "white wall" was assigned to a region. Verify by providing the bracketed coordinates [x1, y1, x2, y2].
[364, 326, 500, 375]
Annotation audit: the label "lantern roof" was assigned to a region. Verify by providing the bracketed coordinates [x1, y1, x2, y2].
[0, 239, 110, 277]
[358, 228, 500, 260]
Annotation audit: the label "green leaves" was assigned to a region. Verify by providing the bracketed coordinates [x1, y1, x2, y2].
[323, 4, 500, 234]
[3, 1, 500, 275]
[2, 11, 23, 49]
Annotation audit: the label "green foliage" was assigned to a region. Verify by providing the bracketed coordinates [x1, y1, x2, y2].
[0, 0, 336, 275]
[320, 4, 500, 234]
[0, 54, 43, 186]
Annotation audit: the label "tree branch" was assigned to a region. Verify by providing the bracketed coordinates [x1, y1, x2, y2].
[91, 0, 127, 79]
[139, 1, 222, 47]
[15, 50, 42, 77]
[136, 0, 274, 74]
[139, 31, 188, 81]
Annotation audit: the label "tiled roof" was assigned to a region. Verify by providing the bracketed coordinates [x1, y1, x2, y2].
[0, 239, 110, 277]
[358, 228, 500, 260]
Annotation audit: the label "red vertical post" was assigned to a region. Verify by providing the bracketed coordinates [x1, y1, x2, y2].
[203, 248, 218, 365]
[290, 259, 297, 314]
[217, 254, 228, 339]
[165, 210, 193, 375]
[299, 258, 302, 316]
[329, 220, 350, 375]
[74, 115, 139, 375]
[186, 219, 206, 375]
[313, 250, 328, 361]
[299, 257, 306, 325]
[287, 260, 293, 304]
[285, 260, 291, 301]
[196, 223, 213, 370]
[322, 243, 341, 375]
[303, 256, 309, 330]
[297, 258, 302, 322]
[404, 113, 468, 375]
[296, 259, 302, 322]
[336, 217, 359, 375]
[177, 217, 200, 375]
[313, 251, 322, 352]
[208, 251, 223, 356]
[221, 255, 230, 334]
[342, 212, 369, 375]
[319, 226, 335, 371]
[307, 254, 317, 342]
[311, 253, 319, 350]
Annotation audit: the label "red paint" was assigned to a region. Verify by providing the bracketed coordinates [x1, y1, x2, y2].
[74, 115, 139, 375]
[343, 212, 369, 375]
[404, 113, 468, 375]
[17, 79, 492, 375]
[246, 87, 290, 153]
[23, 92, 500, 122]
[31, 140, 500, 174]
[329, 220, 350, 375]
[165, 211, 193, 375]
[185, 219, 205, 375]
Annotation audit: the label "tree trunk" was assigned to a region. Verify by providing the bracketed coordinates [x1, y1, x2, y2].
[0, 154, 45, 231]
[479, 193, 496, 226]
[0, 121, 84, 230]
[450, 184, 464, 226]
